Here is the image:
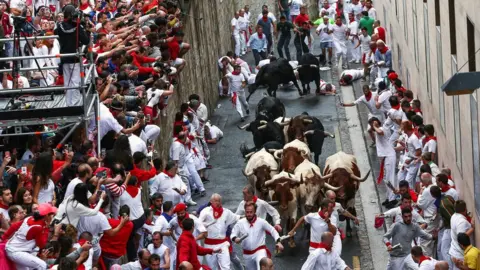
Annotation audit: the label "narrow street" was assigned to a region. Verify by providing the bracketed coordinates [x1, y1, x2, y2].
[191, 37, 388, 269]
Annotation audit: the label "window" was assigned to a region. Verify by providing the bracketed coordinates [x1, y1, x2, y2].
[413, 6, 419, 67]
[448, 0, 456, 54]
[467, 17, 476, 72]
[424, 3, 432, 101]
[472, 92, 480, 217]
[397, 44, 403, 76]
[437, 28, 445, 132]
[383, 6, 387, 30]
[403, 0, 408, 42]
[434, 0, 440, 26]
[452, 57, 462, 170]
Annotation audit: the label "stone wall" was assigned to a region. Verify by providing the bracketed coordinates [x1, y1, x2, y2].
[155, 0, 236, 159]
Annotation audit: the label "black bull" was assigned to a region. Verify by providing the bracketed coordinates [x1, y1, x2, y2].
[247, 58, 302, 101]
[297, 53, 321, 95]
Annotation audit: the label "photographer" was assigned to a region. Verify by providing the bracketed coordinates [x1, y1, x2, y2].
[54, 4, 91, 107]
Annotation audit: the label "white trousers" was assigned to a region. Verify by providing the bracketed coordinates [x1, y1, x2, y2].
[244, 249, 268, 270]
[406, 162, 421, 189]
[333, 232, 342, 256]
[140, 125, 161, 143]
[6, 249, 47, 270]
[63, 63, 82, 107]
[233, 34, 241, 56]
[378, 67, 389, 79]
[439, 229, 453, 269]
[205, 242, 231, 270]
[186, 159, 205, 192]
[233, 91, 249, 118]
[178, 168, 192, 202]
[419, 217, 439, 257]
[386, 254, 418, 270]
[239, 31, 247, 54]
[348, 40, 360, 61]
[382, 155, 398, 201]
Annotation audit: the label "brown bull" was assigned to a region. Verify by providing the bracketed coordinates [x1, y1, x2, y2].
[323, 151, 370, 237]
[243, 165, 273, 199]
[275, 147, 307, 173]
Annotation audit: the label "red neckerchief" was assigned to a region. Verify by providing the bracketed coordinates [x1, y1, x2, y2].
[125, 185, 139, 198]
[335, 21, 342, 26]
[176, 138, 191, 150]
[258, 32, 263, 39]
[252, 196, 258, 204]
[178, 213, 190, 229]
[318, 209, 329, 220]
[349, 17, 355, 23]
[262, 16, 268, 22]
[27, 216, 45, 227]
[26, 16, 32, 22]
[316, 242, 332, 252]
[248, 215, 257, 227]
[79, 2, 90, 10]
[463, 213, 472, 224]
[212, 205, 224, 219]
[6, 74, 19, 80]
[397, 86, 406, 93]
[441, 185, 451, 193]
[336, 6, 342, 17]
[365, 91, 372, 101]
[423, 136, 437, 145]
[77, 239, 87, 270]
[414, 108, 423, 114]
[391, 104, 401, 110]
[400, 205, 413, 211]
[150, 205, 162, 216]
[0, 203, 8, 210]
[145, 219, 153, 225]
[418, 256, 431, 265]
[163, 170, 175, 178]
[232, 70, 241, 75]
[379, 46, 389, 54]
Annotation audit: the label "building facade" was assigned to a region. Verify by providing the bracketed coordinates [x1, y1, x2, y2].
[375, 0, 480, 241]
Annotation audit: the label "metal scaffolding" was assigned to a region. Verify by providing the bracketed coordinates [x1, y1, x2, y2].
[0, 33, 101, 154]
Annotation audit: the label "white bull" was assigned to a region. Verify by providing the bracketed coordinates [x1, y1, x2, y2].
[243, 148, 279, 200]
[273, 139, 311, 160]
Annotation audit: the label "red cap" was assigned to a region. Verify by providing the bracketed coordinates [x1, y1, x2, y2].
[174, 203, 187, 213]
[374, 216, 384, 228]
[388, 72, 398, 81]
[37, 203, 57, 216]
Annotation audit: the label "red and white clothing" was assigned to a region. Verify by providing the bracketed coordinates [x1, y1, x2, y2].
[225, 72, 249, 118]
[235, 198, 281, 226]
[153, 214, 176, 270]
[0, 204, 10, 222]
[374, 127, 397, 201]
[332, 23, 348, 60]
[150, 172, 187, 207]
[404, 133, 422, 188]
[417, 185, 439, 256]
[5, 217, 49, 270]
[354, 91, 385, 123]
[383, 108, 403, 146]
[176, 230, 213, 270]
[119, 186, 144, 220]
[383, 206, 425, 224]
[376, 89, 392, 114]
[304, 212, 330, 253]
[374, 26, 386, 43]
[169, 215, 207, 243]
[441, 186, 458, 201]
[347, 19, 360, 62]
[147, 243, 169, 267]
[422, 136, 437, 154]
[231, 217, 280, 270]
[359, 34, 372, 64]
[418, 256, 438, 270]
[199, 206, 240, 270]
[449, 213, 472, 261]
[300, 245, 348, 270]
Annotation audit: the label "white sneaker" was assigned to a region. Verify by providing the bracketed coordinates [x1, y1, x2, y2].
[186, 199, 197, 206]
[355, 60, 360, 64]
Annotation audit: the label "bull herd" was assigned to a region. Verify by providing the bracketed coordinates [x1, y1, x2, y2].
[238, 97, 371, 243]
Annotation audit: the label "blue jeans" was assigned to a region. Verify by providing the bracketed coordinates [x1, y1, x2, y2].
[277, 34, 292, 60]
[281, 9, 291, 22]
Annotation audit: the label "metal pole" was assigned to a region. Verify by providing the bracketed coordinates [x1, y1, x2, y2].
[0, 123, 77, 137]
[0, 53, 82, 62]
[95, 94, 101, 157]
[0, 64, 91, 73]
[54, 122, 83, 148]
[83, 64, 95, 84]
[0, 35, 60, 42]
[0, 85, 88, 95]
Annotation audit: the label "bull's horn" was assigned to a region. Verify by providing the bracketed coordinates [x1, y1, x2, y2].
[273, 149, 283, 159]
[268, 201, 279, 206]
[279, 119, 290, 126]
[300, 174, 304, 184]
[311, 168, 318, 176]
[323, 131, 335, 138]
[324, 182, 342, 191]
[258, 124, 267, 130]
[238, 123, 250, 130]
[245, 152, 255, 158]
[242, 169, 254, 177]
[271, 166, 279, 171]
[321, 173, 332, 180]
[281, 116, 286, 123]
[350, 170, 371, 182]
[310, 64, 318, 68]
[304, 130, 315, 136]
[259, 120, 268, 125]
[303, 119, 313, 124]
[300, 149, 308, 156]
[268, 149, 277, 153]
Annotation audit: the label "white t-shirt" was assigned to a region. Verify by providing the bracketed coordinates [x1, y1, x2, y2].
[147, 243, 168, 266]
[354, 92, 382, 116]
[341, 69, 364, 80]
[99, 103, 123, 140]
[316, 23, 334, 43]
[77, 212, 111, 237]
[406, 133, 422, 158]
[226, 73, 246, 94]
[231, 17, 240, 35]
[129, 134, 148, 155]
[65, 178, 85, 200]
[320, 6, 336, 20]
[146, 88, 164, 107]
[237, 16, 249, 31]
[37, 179, 55, 204]
[423, 139, 437, 154]
[350, 3, 363, 20]
[290, 0, 304, 16]
[169, 141, 189, 168]
[304, 212, 329, 245]
[449, 213, 472, 259]
[377, 90, 392, 113]
[375, 127, 395, 157]
[332, 23, 348, 42]
[209, 125, 223, 139]
[358, 34, 371, 53]
[347, 20, 359, 38]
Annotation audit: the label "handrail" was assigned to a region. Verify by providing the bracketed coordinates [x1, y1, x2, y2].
[0, 35, 60, 42]
[0, 53, 83, 62]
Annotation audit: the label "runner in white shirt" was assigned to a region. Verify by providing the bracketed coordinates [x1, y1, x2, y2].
[231, 203, 283, 270]
[374, 82, 392, 114]
[169, 137, 195, 206]
[289, 199, 337, 253]
[145, 81, 174, 124]
[300, 232, 350, 270]
[355, 27, 371, 77]
[290, 0, 304, 21]
[422, 124, 437, 159]
[315, 16, 334, 65]
[411, 246, 447, 270]
[339, 69, 364, 85]
[153, 201, 176, 270]
[349, 0, 363, 21]
[346, 13, 360, 63]
[332, 17, 348, 69]
[377, 193, 425, 225]
[383, 96, 403, 145]
[319, 0, 336, 20]
[225, 65, 249, 121]
[235, 185, 282, 231]
[168, 203, 207, 245]
[417, 185, 441, 257]
[399, 124, 423, 189]
[205, 121, 224, 144]
[232, 12, 241, 56]
[150, 161, 188, 207]
[147, 232, 170, 270]
[238, 9, 249, 55]
[449, 201, 474, 268]
[363, 0, 377, 20]
[199, 194, 240, 270]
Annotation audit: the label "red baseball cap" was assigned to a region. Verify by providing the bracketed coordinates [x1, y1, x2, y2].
[174, 203, 187, 213]
[37, 203, 57, 216]
[374, 216, 385, 228]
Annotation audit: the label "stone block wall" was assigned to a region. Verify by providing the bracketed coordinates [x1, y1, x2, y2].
[155, 0, 236, 159]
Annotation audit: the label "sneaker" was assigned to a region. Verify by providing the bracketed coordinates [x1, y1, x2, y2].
[241, 117, 245, 122]
[381, 199, 389, 206]
[206, 164, 213, 169]
[355, 60, 360, 64]
[201, 191, 206, 197]
[201, 177, 210, 183]
[328, 61, 332, 66]
[246, 109, 250, 115]
[186, 199, 197, 206]
[194, 189, 199, 194]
